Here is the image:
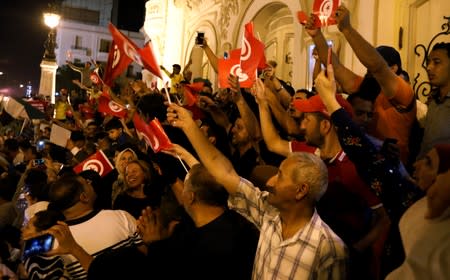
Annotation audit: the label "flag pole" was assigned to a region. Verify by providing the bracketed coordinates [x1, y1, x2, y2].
[176, 154, 189, 173]
[163, 82, 172, 104]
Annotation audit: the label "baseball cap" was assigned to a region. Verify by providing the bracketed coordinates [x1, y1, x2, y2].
[292, 94, 353, 118]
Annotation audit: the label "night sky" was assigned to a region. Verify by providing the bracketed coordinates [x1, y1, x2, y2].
[0, 0, 146, 93]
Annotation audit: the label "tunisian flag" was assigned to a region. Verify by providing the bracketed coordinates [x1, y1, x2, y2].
[133, 113, 172, 153]
[103, 23, 162, 85]
[73, 150, 114, 177]
[298, 0, 339, 27]
[97, 95, 128, 118]
[218, 49, 254, 88]
[240, 22, 266, 81]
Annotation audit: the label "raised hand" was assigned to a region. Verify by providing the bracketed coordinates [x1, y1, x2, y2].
[335, 4, 352, 32]
[137, 207, 168, 244]
[166, 103, 196, 130]
[228, 74, 240, 94]
[161, 143, 189, 159]
[314, 64, 341, 114]
[305, 13, 320, 38]
[253, 78, 268, 105]
[45, 222, 80, 256]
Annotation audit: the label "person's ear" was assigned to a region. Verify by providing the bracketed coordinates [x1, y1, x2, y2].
[390, 64, 399, 74]
[320, 119, 332, 134]
[295, 183, 309, 200]
[79, 192, 89, 203]
[187, 191, 195, 205]
[208, 136, 217, 145]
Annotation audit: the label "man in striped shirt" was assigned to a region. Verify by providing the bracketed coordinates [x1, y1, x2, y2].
[47, 175, 146, 280]
[167, 103, 348, 279]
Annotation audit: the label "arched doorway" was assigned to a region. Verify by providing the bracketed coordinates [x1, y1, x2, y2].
[235, 0, 304, 90]
[252, 4, 294, 85]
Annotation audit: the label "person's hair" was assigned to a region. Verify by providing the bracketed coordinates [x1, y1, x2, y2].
[32, 210, 66, 232]
[288, 152, 328, 202]
[295, 88, 315, 99]
[25, 169, 49, 201]
[346, 91, 374, 106]
[70, 130, 86, 142]
[376, 45, 402, 75]
[4, 138, 19, 152]
[267, 60, 277, 68]
[172, 64, 181, 70]
[185, 164, 229, 207]
[114, 148, 138, 170]
[431, 42, 450, 58]
[104, 118, 122, 132]
[48, 174, 85, 211]
[136, 94, 167, 122]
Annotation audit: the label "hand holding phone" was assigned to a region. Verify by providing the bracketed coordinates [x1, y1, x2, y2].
[22, 234, 55, 260]
[33, 159, 45, 167]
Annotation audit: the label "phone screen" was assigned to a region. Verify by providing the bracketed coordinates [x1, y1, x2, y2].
[195, 32, 205, 45]
[33, 159, 45, 167]
[22, 234, 54, 260]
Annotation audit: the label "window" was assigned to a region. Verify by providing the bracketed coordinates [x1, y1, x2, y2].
[75, 36, 83, 49]
[99, 39, 111, 53]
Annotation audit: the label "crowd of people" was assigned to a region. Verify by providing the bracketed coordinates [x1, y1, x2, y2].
[0, 4, 449, 279]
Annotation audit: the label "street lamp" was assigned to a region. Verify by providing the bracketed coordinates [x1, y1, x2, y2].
[38, 4, 61, 104]
[42, 12, 60, 61]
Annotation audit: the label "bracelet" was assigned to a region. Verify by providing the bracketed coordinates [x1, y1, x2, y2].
[276, 86, 284, 92]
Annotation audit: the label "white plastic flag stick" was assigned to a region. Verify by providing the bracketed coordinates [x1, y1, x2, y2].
[176, 154, 189, 173]
[163, 82, 172, 104]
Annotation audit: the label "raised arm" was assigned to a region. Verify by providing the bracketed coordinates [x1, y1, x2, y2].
[67, 61, 83, 73]
[254, 79, 290, 157]
[197, 95, 232, 133]
[335, 5, 400, 98]
[201, 39, 219, 74]
[228, 75, 261, 140]
[305, 15, 359, 94]
[264, 87, 301, 136]
[167, 104, 240, 195]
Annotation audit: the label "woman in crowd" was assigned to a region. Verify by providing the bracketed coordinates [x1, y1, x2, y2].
[113, 160, 164, 219]
[111, 148, 138, 205]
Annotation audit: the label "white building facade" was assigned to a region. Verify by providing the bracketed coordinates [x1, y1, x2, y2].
[144, 0, 450, 100]
[54, 0, 145, 77]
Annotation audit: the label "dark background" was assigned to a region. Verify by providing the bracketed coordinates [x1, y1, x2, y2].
[0, 0, 146, 94]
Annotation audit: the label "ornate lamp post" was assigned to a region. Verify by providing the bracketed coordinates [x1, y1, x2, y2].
[38, 6, 61, 104]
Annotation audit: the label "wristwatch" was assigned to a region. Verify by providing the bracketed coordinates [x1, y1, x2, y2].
[276, 85, 284, 92]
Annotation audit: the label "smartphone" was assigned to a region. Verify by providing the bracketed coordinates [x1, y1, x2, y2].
[33, 159, 45, 166]
[22, 234, 54, 260]
[195, 32, 205, 45]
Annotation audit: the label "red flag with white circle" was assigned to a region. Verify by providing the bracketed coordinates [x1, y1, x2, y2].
[218, 49, 254, 88]
[133, 114, 172, 153]
[73, 150, 114, 177]
[240, 22, 265, 83]
[98, 95, 128, 118]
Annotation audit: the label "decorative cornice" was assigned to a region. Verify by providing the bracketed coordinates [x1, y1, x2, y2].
[218, 0, 240, 39]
